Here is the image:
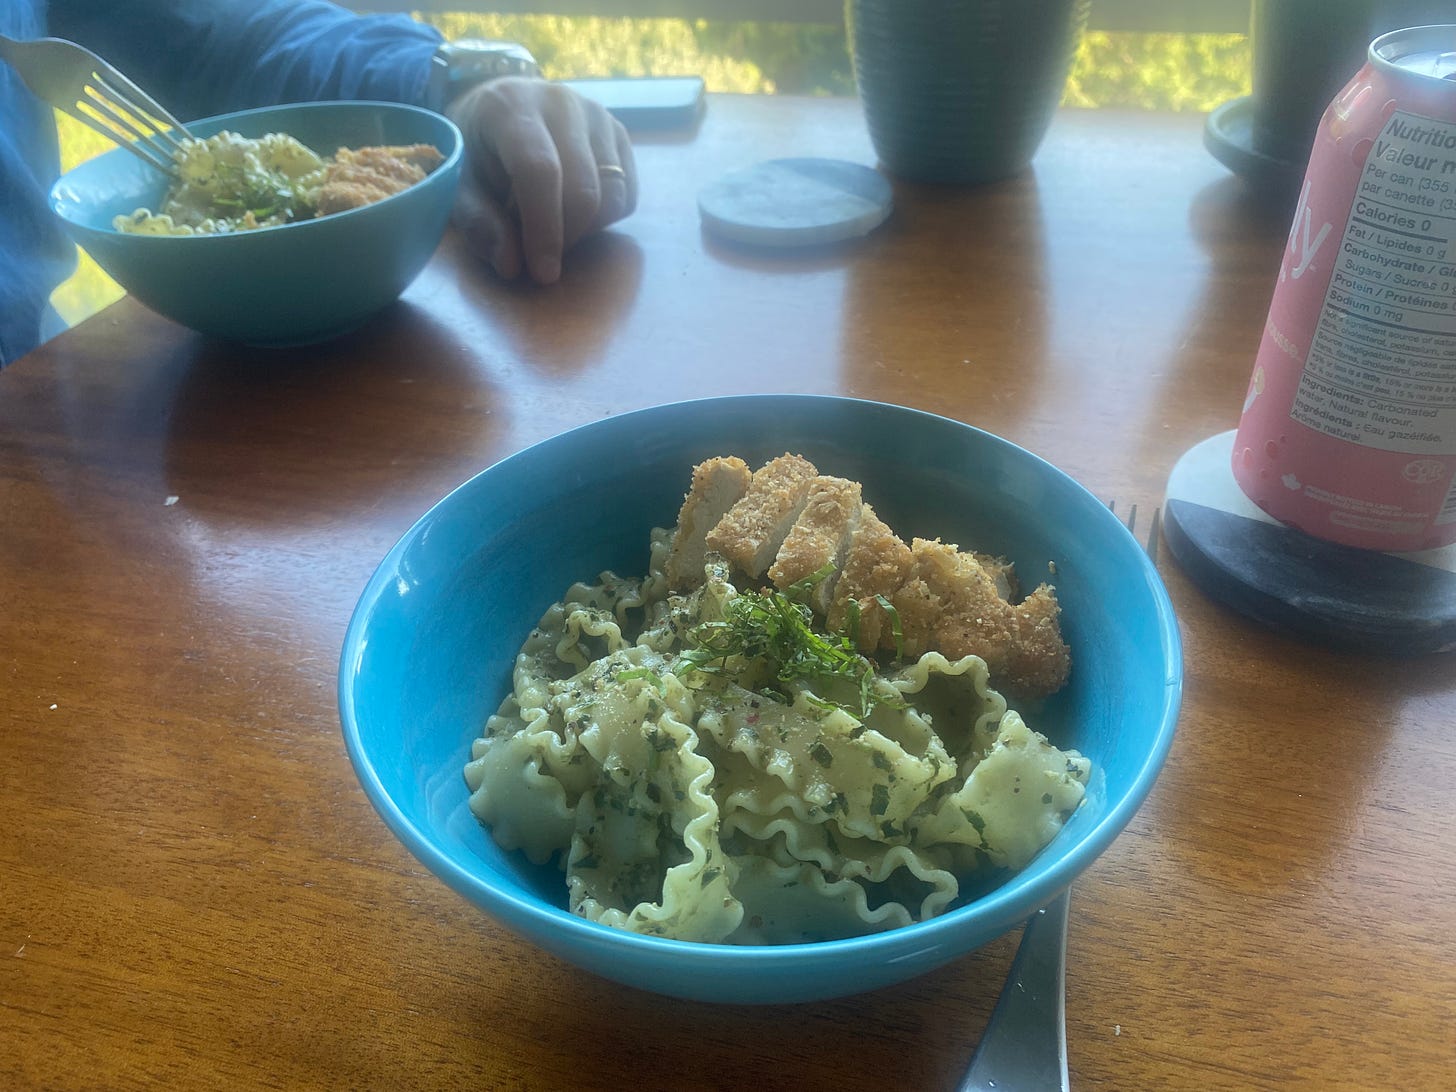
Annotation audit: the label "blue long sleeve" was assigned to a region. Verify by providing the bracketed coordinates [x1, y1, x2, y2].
[48, 0, 442, 121]
[1, 0, 70, 365]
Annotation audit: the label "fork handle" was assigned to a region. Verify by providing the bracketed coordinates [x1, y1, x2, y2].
[958, 888, 1072, 1092]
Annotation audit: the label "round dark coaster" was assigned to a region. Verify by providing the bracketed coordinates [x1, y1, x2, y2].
[697, 158, 893, 248]
[1163, 431, 1456, 655]
[1202, 95, 1304, 200]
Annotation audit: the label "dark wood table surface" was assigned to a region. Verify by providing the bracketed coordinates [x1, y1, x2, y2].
[4, 94, 1454, 1091]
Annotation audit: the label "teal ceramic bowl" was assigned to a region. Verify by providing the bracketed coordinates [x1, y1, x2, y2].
[50, 100, 462, 347]
[338, 395, 1182, 1004]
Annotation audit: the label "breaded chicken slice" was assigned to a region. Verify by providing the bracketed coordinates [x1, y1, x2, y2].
[371, 143, 447, 172]
[971, 552, 1018, 601]
[665, 456, 752, 591]
[825, 501, 915, 652]
[891, 538, 1070, 698]
[706, 453, 819, 579]
[666, 454, 1071, 697]
[315, 144, 444, 214]
[767, 476, 863, 612]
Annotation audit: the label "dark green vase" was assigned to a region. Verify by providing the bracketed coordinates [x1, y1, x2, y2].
[848, 0, 1091, 185]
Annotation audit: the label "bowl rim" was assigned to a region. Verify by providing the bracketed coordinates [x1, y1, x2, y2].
[337, 393, 1183, 969]
[49, 98, 464, 240]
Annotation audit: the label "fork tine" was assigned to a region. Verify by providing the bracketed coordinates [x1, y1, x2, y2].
[88, 60, 189, 134]
[1107, 499, 1161, 564]
[81, 86, 164, 145]
[61, 102, 177, 175]
[90, 74, 191, 152]
[78, 90, 181, 174]
[1107, 498, 1139, 535]
[80, 71, 196, 177]
[85, 70, 192, 152]
[144, 123, 191, 158]
[78, 41, 193, 176]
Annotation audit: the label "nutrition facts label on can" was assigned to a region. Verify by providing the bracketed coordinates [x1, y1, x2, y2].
[1292, 110, 1456, 456]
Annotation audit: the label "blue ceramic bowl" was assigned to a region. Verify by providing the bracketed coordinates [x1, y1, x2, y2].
[50, 100, 462, 347]
[338, 395, 1182, 1004]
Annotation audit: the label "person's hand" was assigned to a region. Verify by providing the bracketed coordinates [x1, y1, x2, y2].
[446, 76, 637, 285]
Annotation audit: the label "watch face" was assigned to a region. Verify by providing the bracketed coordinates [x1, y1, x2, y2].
[446, 39, 539, 74]
[450, 39, 536, 59]
[430, 40, 541, 111]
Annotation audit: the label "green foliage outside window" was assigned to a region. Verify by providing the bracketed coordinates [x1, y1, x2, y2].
[50, 18, 1251, 327]
[416, 14, 1252, 105]
[1067, 31, 1251, 111]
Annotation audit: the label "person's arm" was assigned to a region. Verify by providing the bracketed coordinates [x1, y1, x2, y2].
[48, 0, 439, 119]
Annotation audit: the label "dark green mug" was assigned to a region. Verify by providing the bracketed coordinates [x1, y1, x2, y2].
[1250, 0, 1453, 166]
[847, 0, 1090, 185]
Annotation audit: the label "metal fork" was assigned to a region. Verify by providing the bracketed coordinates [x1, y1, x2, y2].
[0, 33, 192, 176]
[959, 501, 1160, 1092]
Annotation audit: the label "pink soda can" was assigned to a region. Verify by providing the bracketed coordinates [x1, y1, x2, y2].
[1232, 24, 1456, 551]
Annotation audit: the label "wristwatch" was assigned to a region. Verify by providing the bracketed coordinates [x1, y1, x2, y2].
[427, 38, 542, 113]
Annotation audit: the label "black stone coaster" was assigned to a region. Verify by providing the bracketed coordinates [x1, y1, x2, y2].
[1164, 431, 1456, 655]
[1202, 95, 1304, 204]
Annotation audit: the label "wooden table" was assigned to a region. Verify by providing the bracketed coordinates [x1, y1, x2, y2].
[4, 95, 1453, 1091]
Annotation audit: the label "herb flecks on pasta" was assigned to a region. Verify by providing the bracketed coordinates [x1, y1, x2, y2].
[463, 461, 1090, 945]
[674, 565, 904, 721]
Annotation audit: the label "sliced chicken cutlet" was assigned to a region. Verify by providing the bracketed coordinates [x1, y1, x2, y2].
[705, 453, 819, 579]
[890, 538, 1070, 697]
[767, 476, 863, 613]
[825, 501, 915, 652]
[315, 144, 444, 215]
[666, 453, 1072, 698]
[665, 456, 752, 591]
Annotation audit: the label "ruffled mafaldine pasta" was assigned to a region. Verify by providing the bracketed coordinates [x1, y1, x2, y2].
[464, 495, 1091, 945]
